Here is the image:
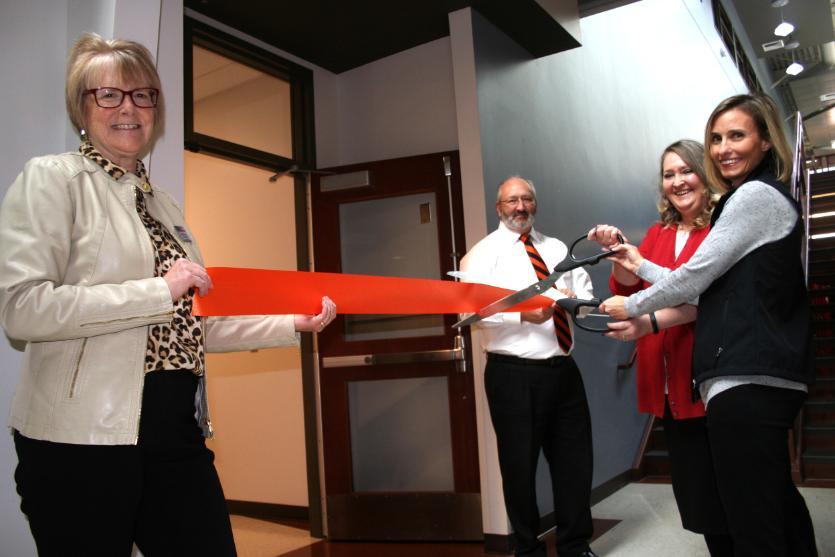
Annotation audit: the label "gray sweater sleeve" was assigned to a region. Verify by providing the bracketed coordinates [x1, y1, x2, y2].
[624, 181, 797, 317]
[635, 260, 699, 305]
[636, 259, 670, 285]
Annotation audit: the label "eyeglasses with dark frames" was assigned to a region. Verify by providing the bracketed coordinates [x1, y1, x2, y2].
[499, 196, 536, 207]
[83, 87, 159, 108]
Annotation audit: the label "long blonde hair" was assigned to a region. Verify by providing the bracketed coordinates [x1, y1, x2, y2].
[703, 94, 793, 189]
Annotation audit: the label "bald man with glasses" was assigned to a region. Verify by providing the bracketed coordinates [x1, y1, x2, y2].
[460, 176, 598, 557]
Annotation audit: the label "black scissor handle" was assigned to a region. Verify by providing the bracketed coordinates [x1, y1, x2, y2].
[552, 234, 624, 272]
[556, 297, 611, 333]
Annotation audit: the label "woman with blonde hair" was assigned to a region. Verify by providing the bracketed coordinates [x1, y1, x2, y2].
[0, 33, 335, 556]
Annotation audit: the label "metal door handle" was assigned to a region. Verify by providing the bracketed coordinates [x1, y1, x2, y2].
[322, 343, 465, 369]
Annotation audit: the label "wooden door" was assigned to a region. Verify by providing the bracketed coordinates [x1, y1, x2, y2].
[311, 151, 482, 541]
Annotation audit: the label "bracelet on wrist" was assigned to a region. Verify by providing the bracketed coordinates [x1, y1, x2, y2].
[649, 312, 659, 334]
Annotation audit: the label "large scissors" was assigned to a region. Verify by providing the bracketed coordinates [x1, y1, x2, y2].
[553, 297, 613, 333]
[452, 233, 622, 329]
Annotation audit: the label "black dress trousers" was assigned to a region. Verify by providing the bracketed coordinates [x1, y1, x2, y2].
[14, 370, 237, 557]
[484, 353, 594, 557]
[661, 402, 729, 535]
[705, 384, 817, 557]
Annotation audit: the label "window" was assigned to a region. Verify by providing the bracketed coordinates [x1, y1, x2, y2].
[712, 0, 762, 94]
[185, 18, 315, 172]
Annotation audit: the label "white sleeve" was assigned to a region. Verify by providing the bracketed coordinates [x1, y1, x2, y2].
[560, 266, 594, 318]
[205, 314, 299, 353]
[459, 241, 521, 327]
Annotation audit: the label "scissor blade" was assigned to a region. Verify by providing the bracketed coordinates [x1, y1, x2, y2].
[453, 270, 564, 328]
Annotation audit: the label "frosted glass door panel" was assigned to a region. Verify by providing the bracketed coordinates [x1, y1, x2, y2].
[339, 193, 444, 341]
[349, 376, 454, 492]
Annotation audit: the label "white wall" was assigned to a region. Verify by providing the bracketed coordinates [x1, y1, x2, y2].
[332, 37, 459, 166]
[448, 7, 506, 536]
[1, 4, 69, 551]
[149, 0, 186, 205]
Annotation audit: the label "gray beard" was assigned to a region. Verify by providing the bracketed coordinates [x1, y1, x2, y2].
[501, 212, 535, 233]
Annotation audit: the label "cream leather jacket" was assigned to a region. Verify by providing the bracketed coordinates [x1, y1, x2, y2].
[0, 153, 298, 445]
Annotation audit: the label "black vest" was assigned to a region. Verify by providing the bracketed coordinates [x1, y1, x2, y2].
[692, 166, 813, 388]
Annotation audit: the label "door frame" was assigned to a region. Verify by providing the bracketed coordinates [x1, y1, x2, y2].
[184, 18, 326, 537]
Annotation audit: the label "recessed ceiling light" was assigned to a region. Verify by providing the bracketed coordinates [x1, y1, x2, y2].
[775, 21, 796, 36]
[771, 0, 789, 6]
[784, 40, 800, 49]
[786, 61, 804, 75]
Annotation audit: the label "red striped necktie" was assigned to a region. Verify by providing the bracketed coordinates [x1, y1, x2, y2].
[520, 233, 573, 353]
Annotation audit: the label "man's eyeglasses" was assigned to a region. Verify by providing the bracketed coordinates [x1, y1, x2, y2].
[499, 196, 536, 207]
[84, 87, 159, 108]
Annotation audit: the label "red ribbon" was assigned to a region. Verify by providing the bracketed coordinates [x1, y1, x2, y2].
[192, 267, 553, 317]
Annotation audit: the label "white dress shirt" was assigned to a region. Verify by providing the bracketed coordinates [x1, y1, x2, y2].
[459, 222, 594, 359]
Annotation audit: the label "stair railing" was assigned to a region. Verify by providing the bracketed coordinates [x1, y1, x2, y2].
[790, 111, 808, 482]
[791, 111, 810, 283]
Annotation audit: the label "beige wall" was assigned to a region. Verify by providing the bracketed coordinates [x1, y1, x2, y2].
[184, 149, 308, 506]
[194, 70, 293, 159]
[332, 36, 458, 166]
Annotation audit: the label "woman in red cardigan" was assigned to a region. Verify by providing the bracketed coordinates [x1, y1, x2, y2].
[589, 140, 732, 556]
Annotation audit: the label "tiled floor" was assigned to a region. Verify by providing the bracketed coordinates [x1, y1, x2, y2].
[231, 484, 835, 557]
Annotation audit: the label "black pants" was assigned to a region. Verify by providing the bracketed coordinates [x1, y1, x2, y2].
[14, 371, 236, 557]
[485, 354, 594, 557]
[662, 402, 733, 556]
[706, 384, 817, 557]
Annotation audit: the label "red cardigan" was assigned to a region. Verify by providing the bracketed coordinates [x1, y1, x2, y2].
[609, 223, 710, 420]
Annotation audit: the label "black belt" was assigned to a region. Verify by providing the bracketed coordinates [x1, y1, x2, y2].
[487, 352, 568, 367]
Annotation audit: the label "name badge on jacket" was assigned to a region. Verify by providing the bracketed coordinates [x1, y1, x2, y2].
[173, 225, 193, 243]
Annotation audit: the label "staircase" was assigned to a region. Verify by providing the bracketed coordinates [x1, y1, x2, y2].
[803, 169, 835, 485]
[636, 416, 669, 481]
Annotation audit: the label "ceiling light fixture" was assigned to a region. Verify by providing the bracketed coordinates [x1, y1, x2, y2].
[775, 21, 795, 36]
[786, 61, 804, 75]
[785, 45, 804, 76]
[773, 2, 796, 38]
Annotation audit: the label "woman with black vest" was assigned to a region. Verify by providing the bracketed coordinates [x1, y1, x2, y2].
[600, 94, 817, 557]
